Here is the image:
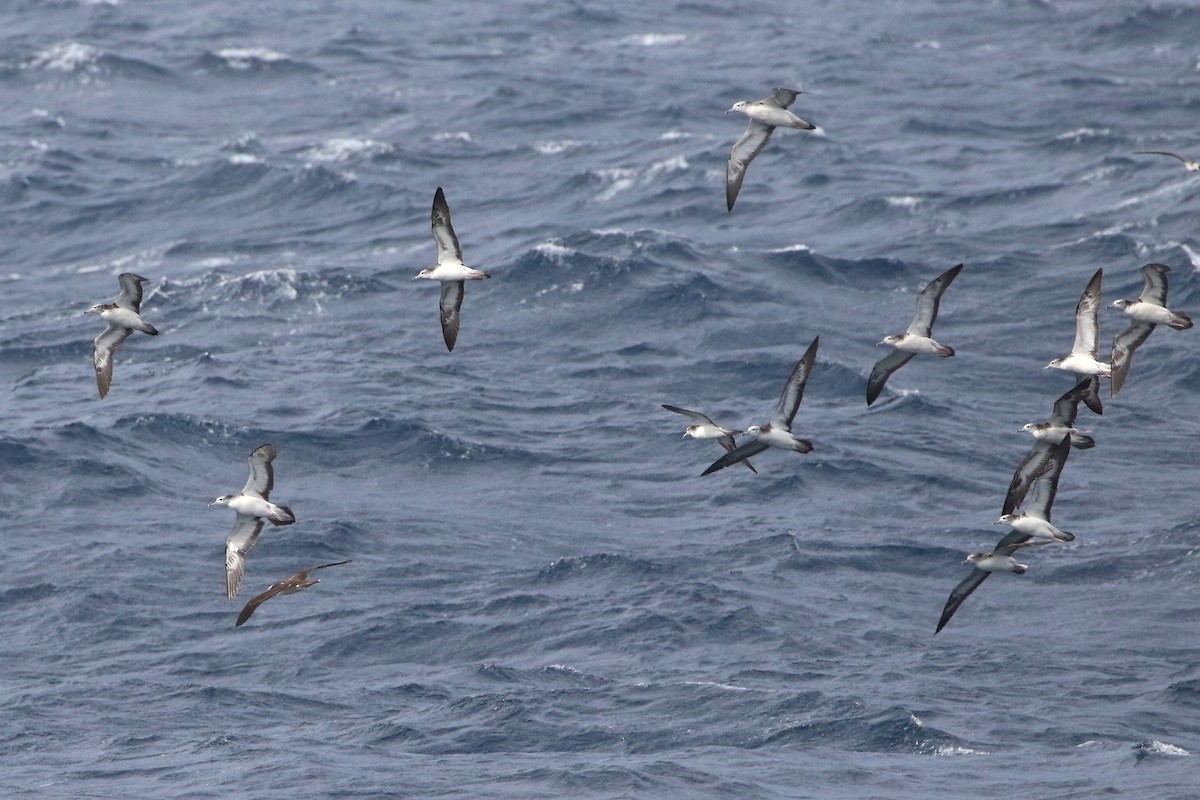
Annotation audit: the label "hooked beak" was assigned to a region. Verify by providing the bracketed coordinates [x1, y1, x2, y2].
[876, 340, 888, 346]
[992, 520, 1004, 525]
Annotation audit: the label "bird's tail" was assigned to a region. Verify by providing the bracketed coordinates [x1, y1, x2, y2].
[936, 344, 955, 357]
[1169, 311, 1193, 330]
[1068, 430, 1095, 449]
[142, 322, 160, 335]
[1011, 563, 1028, 574]
[270, 505, 297, 526]
[1054, 530, 1076, 543]
[793, 439, 814, 453]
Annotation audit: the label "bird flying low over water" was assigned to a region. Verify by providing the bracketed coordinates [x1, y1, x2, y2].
[211, 444, 297, 598]
[1133, 150, 1200, 171]
[725, 87, 816, 211]
[937, 435, 1073, 634]
[1020, 375, 1102, 450]
[414, 187, 491, 352]
[662, 404, 757, 473]
[85, 272, 159, 398]
[1046, 269, 1110, 378]
[867, 263, 963, 406]
[998, 434, 1075, 543]
[702, 337, 819, 476]
[1110, 263, 1193, 397]
[236, 560, 351, 627]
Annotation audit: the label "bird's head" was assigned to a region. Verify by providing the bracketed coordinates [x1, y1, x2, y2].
[726, 101, 748, 114]
[1110, 299, 1129, 310]
[964, 552, 987, 565]
[1044, 358, 1063, 370]
[995, 513, 1017, 525]
[413, 268, 435, 280]
[209, 495, 234, 507]
[879, 334, 902, 346]
[745, 425, 763, 437]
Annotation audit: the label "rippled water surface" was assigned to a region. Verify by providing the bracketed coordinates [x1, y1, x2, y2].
[1, 1, 1198, 798]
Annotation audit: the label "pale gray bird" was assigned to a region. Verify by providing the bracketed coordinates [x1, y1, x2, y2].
[725, 87, 816, 211]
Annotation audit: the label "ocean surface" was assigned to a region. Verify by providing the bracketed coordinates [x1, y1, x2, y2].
[1, 1, 1198, 797]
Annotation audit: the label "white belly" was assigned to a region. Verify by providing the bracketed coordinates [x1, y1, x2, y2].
[895, 335, 945, 355]
[228, 495, 277, 518]
[1124, 304, 1175, 325]
[101, 307, 146, 329]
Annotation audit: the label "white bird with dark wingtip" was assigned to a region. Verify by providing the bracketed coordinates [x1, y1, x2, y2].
[414, 187, 491, 352]
[1046, 268, 1111, 377]
[937, 435, 1076, 634]
[702, 337, 819, 476]
[85, 272, 159, 398]
[662, 404, 757, 473]
[236, 560, 350, 627]
[935, 535, 1047, 634]
[997, 434, 1075, 544]
[211, 444, 297, 598]
[867, 263, 963, 406]
[1110, 263, 1193, 397]
[1134, 150, 1200, 171]
[725, 87, 816, 211]
[1020, 376, 1102, 450]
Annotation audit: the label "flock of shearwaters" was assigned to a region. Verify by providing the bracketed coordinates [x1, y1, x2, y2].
[81, 88, 1194, 631]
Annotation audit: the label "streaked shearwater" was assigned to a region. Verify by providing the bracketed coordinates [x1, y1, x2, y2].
[935, 536, 1047, 634]
[725, 87, 815, 211]
[211, 444, 297, 598]
[867, 263, 963, 405]
[85, 272, 159, 399]
[1020, 376, 1102, 450]
[662, 404, 757, 473]
[997, 434, 1075, 543]
[1046, 269, 1111, 377]
[1111, 263, 1193, 397]
[702, 337, 819, 475]
[1134, 150, 1200, 171]
[413, 187, 491, 351]
[235, 560, 350, 627]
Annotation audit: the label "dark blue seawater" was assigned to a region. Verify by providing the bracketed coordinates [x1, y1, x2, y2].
[1, 1, 1198, 797]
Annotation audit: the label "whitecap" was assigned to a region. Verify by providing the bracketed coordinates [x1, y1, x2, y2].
[1055, 127, 1110, 142]
[215, 48, 290, 69]
[619, 33, 686, 47]
[304, 137, 392, 163]
[1137, 739, 1190, 757]
[593, 167, 637, 201]
[534, 241, 573, 258]
[432, 131, 472, 143]
[227, 153, 262, 165]
[647, 155, 688, 177]
[533, 140, 585, 155]
[659, 130, 689, 141]
[886, 195, 921, 209]
[27, 42, 100, 73]
[767, 243, 811, 253]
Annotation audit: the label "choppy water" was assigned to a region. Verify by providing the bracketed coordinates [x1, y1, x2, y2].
[1, 1, 1198, 798]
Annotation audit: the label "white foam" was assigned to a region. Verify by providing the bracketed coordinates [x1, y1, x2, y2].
[594, 167, 637, 201]
[228, 153, 262, 165]
[304, 137, 392, 163]
[1141, 740, 1190, 756]
[432, 131, 472, 143]
[682, 680, 750, 692]
[886, 195, 921, 209]
[647, 155, 688, 177]
[1055, 127, 1110, 142]
[767, 243, 811, 253]
[533, 139, 584, 155]
[933, 744, 984, 756]
[534, 241, 573, 258]
[620, 33, 686, 47]
[28, 42, 100, 72]
[1178, 243, 1200, 271]
[215, 48, 289, 69]
[659, 130, 689, 141]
